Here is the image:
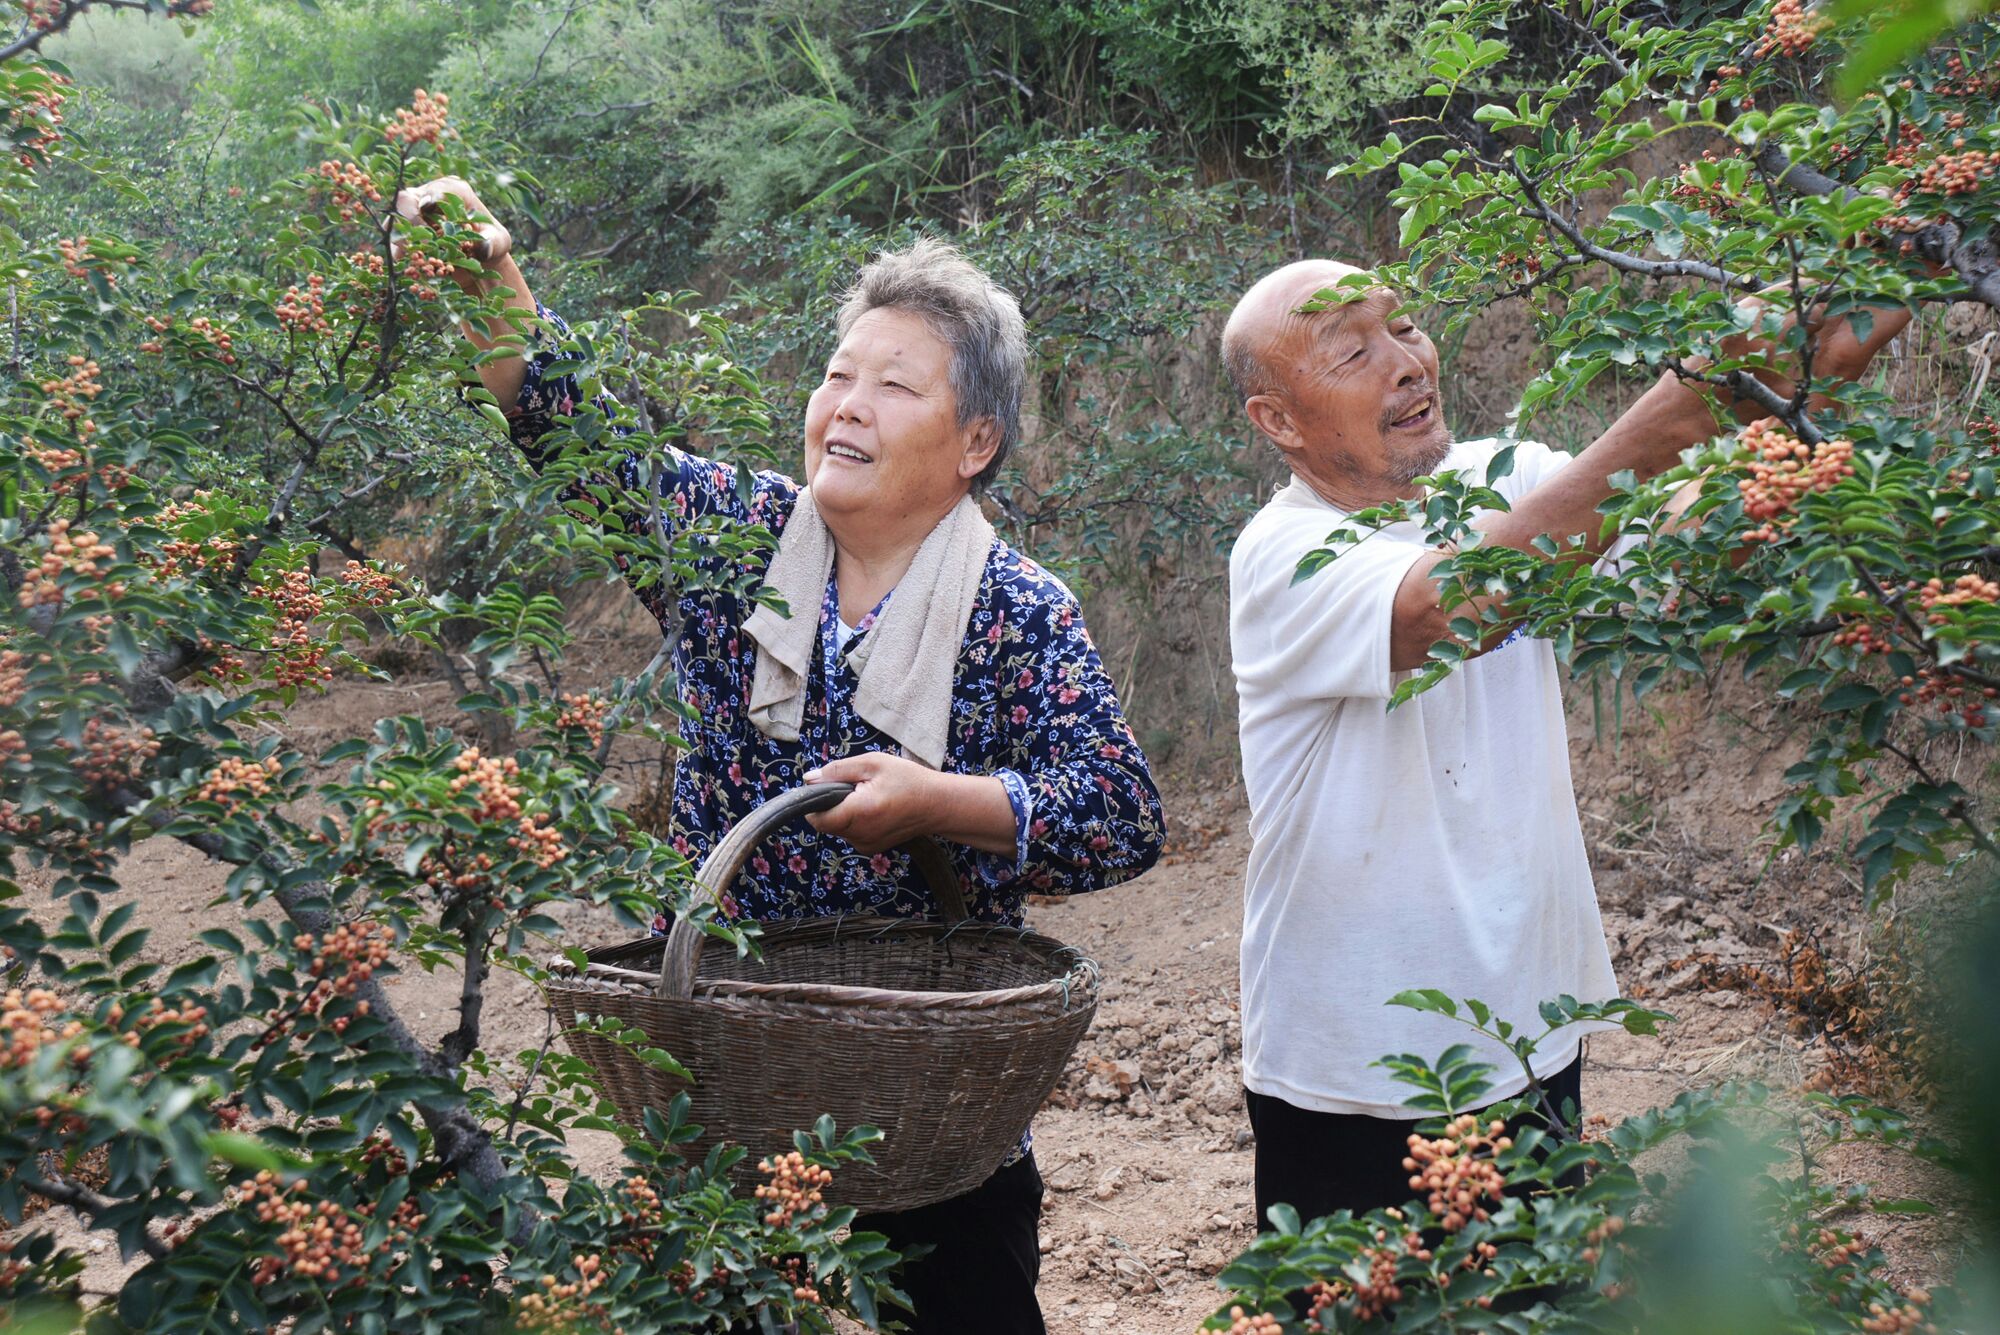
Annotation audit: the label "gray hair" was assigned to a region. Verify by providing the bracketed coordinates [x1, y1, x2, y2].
[835, 237, 1027, 491]
[1220, 329, 1276, 403]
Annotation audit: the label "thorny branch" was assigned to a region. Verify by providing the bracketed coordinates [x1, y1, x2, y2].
[14, 1168, 170, 1260]
[0, 0, 212, 64]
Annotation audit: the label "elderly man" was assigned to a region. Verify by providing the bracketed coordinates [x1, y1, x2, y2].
[1221, 259, 1906, 1231]
[404, 178, 1165, 1335]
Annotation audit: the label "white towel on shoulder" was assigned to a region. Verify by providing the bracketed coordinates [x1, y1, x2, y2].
[744, 490, 994, 769]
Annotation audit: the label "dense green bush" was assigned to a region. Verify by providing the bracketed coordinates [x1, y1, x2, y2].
[1298, 0, 1999, 892]
[1206, 991, 1975, 1332]
[0, 9, 901, 1328]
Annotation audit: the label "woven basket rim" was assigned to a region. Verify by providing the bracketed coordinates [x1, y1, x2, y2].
[546, 914, 1100, 1014]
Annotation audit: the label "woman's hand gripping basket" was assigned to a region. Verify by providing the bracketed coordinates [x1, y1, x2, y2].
[547, 782, 1100, 1212]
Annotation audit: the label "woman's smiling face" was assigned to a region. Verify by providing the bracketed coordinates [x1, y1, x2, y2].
[803, 306, 992, 529]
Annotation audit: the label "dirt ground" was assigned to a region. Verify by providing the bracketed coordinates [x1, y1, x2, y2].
[12, 659, 1975, 1330]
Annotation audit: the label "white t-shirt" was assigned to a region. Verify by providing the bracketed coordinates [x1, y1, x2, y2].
[1229, 438, 1619, 1117]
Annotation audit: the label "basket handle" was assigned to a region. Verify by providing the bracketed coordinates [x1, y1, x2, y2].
[657, 781, 969, 999]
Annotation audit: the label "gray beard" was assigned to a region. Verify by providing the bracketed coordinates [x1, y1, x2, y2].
[1385, 432, 1454, 486]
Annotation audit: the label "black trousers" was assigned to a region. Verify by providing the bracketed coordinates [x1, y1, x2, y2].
[850, 1152, 1046, 1335]
[1245, 1056, 1584, 1230]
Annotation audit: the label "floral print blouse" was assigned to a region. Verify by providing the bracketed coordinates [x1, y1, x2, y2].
[507, 306, 1166, 933]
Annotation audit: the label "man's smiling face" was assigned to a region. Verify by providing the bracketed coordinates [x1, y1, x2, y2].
[1226, 261, 1455, 505]
[1280, 281, 1452, 487]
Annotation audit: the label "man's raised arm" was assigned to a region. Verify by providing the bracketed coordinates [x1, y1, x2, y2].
[1388, 302, 1913, 669]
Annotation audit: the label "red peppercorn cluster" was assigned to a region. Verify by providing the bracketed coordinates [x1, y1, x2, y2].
[23, 435, 122, 494]
[417, 842, 498, 900]
[1, 987, 83, 1070]
[338, 560, 399, 605]
[276, 274, 330, 335]
[1404, 1112, 1511, 1231]
[1863, 1289, 1937, 1334]
[1701, 63, 1742, 95]
[1812, 1224, 1873, 1271]
[755, 1150, 833, 1227]
[446, 748, 570, 869]
[118, 996, 212, 1052]
[1578, 1213, 1627, 1265]
[259, 567, 330, 688]
[1492, 249, 1544, 287]
[516, 1253, 616, 1333]
[1222, 1308, 1282, 1335]
[58, 235, 92, 280]
[357, 1133, 409, 1175]
[24, 437, 75, 476]
[70, 719, 159, 789]
[299, 921, 393, 999]
[38, 353, 102, 444]
[151, 530, 242, 581]
[1911, 147, 1994, 197]
[267, 566, 326, 626]
[1893, 667, 1993, 728]
[1917, 572, 1999, 622]
[1338, 1246, 1408, 1322]
[778, 1255, 823, 1304]
[555, 692, 612, 748]
[1935, 54, 1999, 98]
[314, 159, 382, 223]
[1735, 419, 1855, 543]
[449, 748, 526, 822]
[9, 71, 66, 168]
[1884, 123, 1928, 170]
[17, 1, 64, 32]
[666, 1256, 730, 1302]
[616, 1174, 663, 1233]
[1832, 618, 1896, 655]
[0, 801, 44, 838]
[1752, 0, 1826, 57]
[196, 756, 284, 813]
[383, 89, 450, 146]
[399, 249, 456, 302]
[259, 921, 391, 1041]
[232, 1171, 421, 1288]
[143, 313, 236, 365]
[0, 648, 30, 711]
[1668, 151, 1742, 217]
[15, 529, 69, 595]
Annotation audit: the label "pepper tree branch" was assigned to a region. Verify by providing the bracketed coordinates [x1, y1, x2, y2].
[438, 913, 494, 1071]
[1504, 150, 1764, 293]
[1754, 143, 2000, 311]
[11, 1168, 170, 1260]
[0, 0, 214, 64]
[106, 783, 520, 1212]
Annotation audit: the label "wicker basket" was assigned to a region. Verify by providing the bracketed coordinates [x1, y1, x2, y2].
[547, 781, 1099, 1213]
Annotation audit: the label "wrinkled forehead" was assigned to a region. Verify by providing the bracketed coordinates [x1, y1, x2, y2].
[830, 305, 952, 370]
[1282, 278, 1402, 336]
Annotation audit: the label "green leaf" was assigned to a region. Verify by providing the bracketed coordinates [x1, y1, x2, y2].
[1387, 988, 1458, 1018]
[1823, 684, 1882, 713]
[1870, 1197, 1938, 1214]
[204, 1131, 301, 1174]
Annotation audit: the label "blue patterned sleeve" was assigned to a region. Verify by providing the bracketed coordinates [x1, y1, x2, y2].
[501, 302, 798, 625]
[969, 766, 1036, 887]
[996, 590, 1165, 894]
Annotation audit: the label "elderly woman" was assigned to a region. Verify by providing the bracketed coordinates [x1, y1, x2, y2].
[403, 178, 1164, 1335]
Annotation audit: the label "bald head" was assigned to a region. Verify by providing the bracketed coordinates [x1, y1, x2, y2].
[1220, 260, 1372, 402]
